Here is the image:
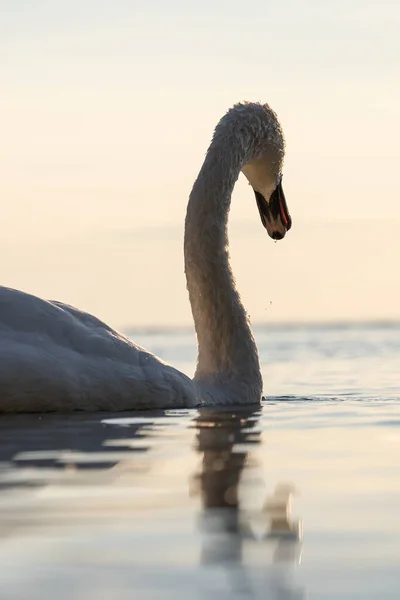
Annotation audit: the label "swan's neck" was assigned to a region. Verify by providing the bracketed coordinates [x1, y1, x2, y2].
[184, 146, 262, 399]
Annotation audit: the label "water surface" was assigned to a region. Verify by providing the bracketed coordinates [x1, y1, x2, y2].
[0, 324, 399, 599]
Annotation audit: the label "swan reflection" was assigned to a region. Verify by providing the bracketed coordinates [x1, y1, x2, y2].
[192, 407, 305, 599]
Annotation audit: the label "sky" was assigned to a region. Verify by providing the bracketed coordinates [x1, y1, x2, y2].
[1, 0, 399, 329]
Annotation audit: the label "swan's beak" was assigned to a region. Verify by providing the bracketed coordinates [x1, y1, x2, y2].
[254, 178, 292, 240]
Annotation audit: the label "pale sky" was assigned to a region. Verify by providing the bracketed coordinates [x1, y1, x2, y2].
[1, 0, 399, 328]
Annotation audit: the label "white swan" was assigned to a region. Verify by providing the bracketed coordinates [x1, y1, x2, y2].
[0, 102, 291, 413]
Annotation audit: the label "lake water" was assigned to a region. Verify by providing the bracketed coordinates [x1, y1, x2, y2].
[0, 323, 399, 599]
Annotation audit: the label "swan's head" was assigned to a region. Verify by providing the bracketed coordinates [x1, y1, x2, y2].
[217, 102, 292, 240]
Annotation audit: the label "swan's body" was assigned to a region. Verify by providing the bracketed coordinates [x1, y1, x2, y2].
[0, 102, 291, 413]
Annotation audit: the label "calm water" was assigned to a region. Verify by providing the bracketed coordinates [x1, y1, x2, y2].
[0, 323, 399, 599]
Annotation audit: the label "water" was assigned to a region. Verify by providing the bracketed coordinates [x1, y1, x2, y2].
[0, 323, 399, 599]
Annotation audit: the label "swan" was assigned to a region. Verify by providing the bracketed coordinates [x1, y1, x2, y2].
[0, 101, 291, 413]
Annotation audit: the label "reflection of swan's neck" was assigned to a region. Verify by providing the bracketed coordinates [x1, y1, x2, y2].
[184, 145, 262, 401]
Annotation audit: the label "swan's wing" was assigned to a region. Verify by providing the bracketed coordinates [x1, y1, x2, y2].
[0, 286, 198, 413]
[50, 300, 126, 336]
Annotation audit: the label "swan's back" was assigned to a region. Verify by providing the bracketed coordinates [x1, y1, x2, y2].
[0, 287, 197, 413]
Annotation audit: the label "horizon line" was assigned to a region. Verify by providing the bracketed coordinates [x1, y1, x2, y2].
[122, 319, 400, 335]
